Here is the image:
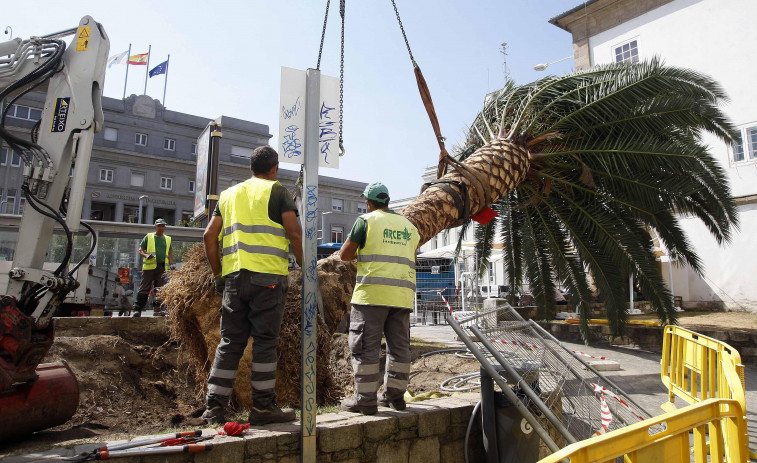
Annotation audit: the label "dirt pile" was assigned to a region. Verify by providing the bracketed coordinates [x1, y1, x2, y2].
[159, 245, 357, 409]
[35, 334, 204, 443]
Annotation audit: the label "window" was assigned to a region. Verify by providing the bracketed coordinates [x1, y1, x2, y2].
[731, 125, 757, 163]
[18, 198, 25, 215]
[135, 133, 148, 146]
[4, 189, 16, 215]
[7, 104, 42, 121]
[614, 39, 639, 64]
[188, 180, 195, 193]
[164, 138, 176, 151]
[131, 173, 144, 187]
[100, 169, 114, 182]
[191, 143, 197, 155]
[160, 177, 173, 190]
[332, 199, 343, 212]
[231, 145, 252, 159]
[11, 150, 21, 167]
[0, 147, 6, 166]
[103, 127, 118, 141]
[331, 226, 344, 243]
[733, 134, 745, 162]
[357, 204, 368, 214]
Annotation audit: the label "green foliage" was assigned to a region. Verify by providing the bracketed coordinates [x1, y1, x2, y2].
[459, 59, 738, 336]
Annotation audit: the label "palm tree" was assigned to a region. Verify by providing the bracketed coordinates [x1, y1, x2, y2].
[400, 59, 738, 337]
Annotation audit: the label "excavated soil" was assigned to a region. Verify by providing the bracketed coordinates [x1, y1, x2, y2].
[0, 328, 475, 457]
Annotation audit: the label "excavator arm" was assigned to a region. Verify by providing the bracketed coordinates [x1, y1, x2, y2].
[0, 16, 109, 440]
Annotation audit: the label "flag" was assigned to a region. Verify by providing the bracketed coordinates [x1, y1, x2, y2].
[128, 53, 149, 65]
[107, 50, 128, 68]
[149, 60, 168, 78]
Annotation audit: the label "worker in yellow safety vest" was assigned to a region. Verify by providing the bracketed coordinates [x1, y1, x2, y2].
[201, 146, 303, 426]
[135, 218, 174, 317]
[339, 182, 420, 415]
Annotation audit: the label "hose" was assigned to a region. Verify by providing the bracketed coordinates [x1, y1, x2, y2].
[464, 400, 481, 463]
[69, 221, 97, 275]
[419, 348, 468, 357]
[440, 373, 481, 392]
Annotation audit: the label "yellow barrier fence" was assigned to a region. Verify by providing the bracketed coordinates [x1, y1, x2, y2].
[660, 325, 752, 458]
[538, 398, 747, 463]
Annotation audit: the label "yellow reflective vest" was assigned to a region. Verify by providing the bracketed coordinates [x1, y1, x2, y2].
[218, 177, 290, 277]
[142, 233, 171, 270]
[352, 210, 420, 309]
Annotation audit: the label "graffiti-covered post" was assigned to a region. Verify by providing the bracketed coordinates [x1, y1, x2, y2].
[300, 68, 320, 460]
[279, 65, 340, 462]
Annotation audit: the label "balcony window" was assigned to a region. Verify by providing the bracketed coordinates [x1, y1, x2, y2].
[100, 169, 114, 183]
[332, 199, 343, 212]
[160, 177, 173, 190]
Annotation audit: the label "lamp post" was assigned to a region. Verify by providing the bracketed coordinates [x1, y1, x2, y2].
[533, 55, 573, 71]
[138, 195, 148, 224]
[3, 26, 11, 40]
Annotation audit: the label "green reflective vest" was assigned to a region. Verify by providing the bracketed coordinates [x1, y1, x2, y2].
[352, 210, 420, 309]
[142, 233, 171, 270]
[218, 177, 290, 277]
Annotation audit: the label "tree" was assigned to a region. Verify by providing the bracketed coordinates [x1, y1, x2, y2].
[400, 59, 738, 337]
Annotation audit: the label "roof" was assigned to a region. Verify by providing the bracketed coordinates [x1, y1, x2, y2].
[549, 0, 601, 25]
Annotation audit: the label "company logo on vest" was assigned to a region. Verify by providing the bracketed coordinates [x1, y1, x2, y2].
[382, 227, 413, 245]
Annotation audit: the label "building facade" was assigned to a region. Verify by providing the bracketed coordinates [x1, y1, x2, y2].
[0, 92, 366, 250]
[551, 0, 757, 311]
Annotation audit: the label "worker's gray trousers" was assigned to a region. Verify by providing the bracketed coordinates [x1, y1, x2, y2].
[135, 265, 166, 311]
[206, 270, 288, 410]
[347, 304, 411, 406]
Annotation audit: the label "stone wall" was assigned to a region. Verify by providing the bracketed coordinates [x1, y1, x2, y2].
[538, 321, 757, 363]
[172, 394, 483, 463]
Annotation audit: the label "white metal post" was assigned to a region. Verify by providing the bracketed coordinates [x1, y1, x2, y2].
[629, 275, 633, 312]
[300, 68, 320, 462]
[667, 258, 675, 308]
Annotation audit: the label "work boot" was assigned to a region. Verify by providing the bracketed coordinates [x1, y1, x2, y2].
[248, 403, 296, 426]
[132, 311, 141, 318]
[379, 395, 406, 411]
[340, 397, 377, 415]
[201, 406, 226, 426]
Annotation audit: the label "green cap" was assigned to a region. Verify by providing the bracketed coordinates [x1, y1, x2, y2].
[154, 218, 167, 225]
[361, 182, 389, 202]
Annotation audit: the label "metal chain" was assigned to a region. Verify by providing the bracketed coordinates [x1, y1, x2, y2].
[390, 0, 416, 66]
[316, 0, 331, 70]
[339, 0, 345, 155]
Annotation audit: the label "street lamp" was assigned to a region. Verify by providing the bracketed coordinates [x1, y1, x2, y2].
[138, 195, 148, 224]
[533, 55, 573, 71]
[3, 26, 11, 40]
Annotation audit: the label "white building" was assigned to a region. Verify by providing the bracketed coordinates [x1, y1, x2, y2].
[551, 0, 757, 312]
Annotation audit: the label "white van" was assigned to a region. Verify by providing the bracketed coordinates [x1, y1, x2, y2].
[478, 285, 509, 298]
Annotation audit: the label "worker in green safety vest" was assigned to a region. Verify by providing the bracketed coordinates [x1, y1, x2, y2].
[339, 182, 420, 415]
[201, 146, 303, 426]
[134, 218, 174, 317]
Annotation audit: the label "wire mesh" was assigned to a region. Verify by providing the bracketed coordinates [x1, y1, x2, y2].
[453, 303, 662, 451]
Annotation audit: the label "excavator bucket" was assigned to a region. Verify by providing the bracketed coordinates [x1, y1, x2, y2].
[0, 361, 79, 441]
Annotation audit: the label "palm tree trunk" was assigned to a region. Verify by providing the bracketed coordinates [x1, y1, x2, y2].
[401, 138, 531, 244]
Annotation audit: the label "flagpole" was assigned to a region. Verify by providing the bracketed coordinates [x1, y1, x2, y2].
[123, 43, 131, 100]
[143, 44, 151, 95]
[162, 55, 170, 107]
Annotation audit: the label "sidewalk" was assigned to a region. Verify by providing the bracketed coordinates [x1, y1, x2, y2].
[410, 323, 757, 454]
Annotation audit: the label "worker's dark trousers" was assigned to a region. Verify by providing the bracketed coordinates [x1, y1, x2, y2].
[206, 270, 288, 410]
[348, 304, 411, 406]
[135, 265, 166, 311]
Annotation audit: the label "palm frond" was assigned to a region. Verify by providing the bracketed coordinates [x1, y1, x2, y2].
[459, 59, 737, 336]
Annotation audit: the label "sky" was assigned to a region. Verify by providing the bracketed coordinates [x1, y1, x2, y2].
[5, 0, 576, 200]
